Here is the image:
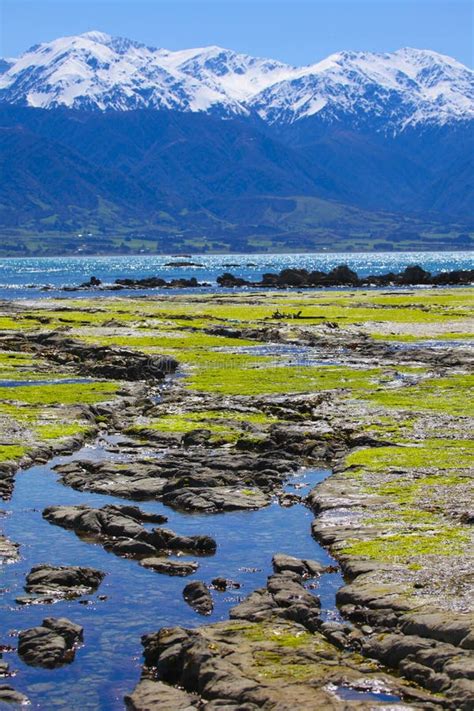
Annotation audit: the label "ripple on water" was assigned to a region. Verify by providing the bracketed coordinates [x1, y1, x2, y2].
[0, 250, 471, 299]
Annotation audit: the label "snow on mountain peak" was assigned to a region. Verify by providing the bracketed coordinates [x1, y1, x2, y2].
[251, 46, 474, 127]
[79, 30, 112, 43]
[0, 32, 472, 129]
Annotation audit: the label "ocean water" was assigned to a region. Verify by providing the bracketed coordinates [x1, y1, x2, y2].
[0, 250, 472, 300]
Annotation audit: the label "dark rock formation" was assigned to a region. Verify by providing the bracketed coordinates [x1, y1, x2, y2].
[216, 272, 250, 288]
[114, 276, 202, 289]
[52, 441, 332, 512]
[17, 564, 105, 604]
[139, 558, 199, 577]
[0, 685, 30, 706]
[62, 274, 209, 290]
[182, 581, 213, 615]
[217, 264, 474, 289]
[230, 570, 321, 631]
[272, 553, 326, 578]
[125, 680, 198, 710]
[164, 261, 204, 268]
[211, 577, 240, 591]
[18, 617, 83, 668]
[362, 631, 474, 709]
[0, 534, 19, 563]
[42, 504, 216, 569]
[0, 463, 17, 500]
[127, 560, 438, 709]
[0, 332, 178, 381]
[79, 276, 102, 288]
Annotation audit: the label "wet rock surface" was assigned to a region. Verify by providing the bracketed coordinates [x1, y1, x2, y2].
[0, 465, 16, 501]
[17, 564, 105, 605]
[0, 331, 177, 382]
[272, 552, 327, 578]
[0, 534, 19, 564]
[182, 581, 213, 615]
[18, 617, 83, 668]
[52, 394, 347, 513]
[230, 570, 321, 631]
[53, 448, 307, 512]
[43, 503, 216, 567]
[125, 680, 199, 710]
[205, 321, 473, 370]
[129, 564, 440, 710]
[0, 684, 30, 706]
[308, 452, 474, 708]
[139, 558, 199, 577]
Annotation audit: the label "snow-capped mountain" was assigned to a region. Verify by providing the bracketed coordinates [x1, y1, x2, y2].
[0, 31, 472, 130]
[0, 31, 288, 115]
[250, 48, 474, 128]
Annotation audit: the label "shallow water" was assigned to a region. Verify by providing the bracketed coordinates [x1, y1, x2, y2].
[0, 441, 342, 710]
[215, 342, 343, 366]
[331, 684, 402, 703]
[0, 378, 95, 388]
[0, 250, 471, 299]
[392, 339, 473, 350]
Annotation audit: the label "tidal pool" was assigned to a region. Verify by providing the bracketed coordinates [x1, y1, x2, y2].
[1, 441, 342, 710]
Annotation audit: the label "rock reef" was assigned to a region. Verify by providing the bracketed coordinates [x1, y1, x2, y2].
[218, 264, 474, 288]
[127, 555, 441, 710]
[43, 503, 216, 573]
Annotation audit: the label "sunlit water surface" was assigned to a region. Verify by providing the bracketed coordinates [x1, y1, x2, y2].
[0, 251, 472, 299]
[1, 441, 341, 710]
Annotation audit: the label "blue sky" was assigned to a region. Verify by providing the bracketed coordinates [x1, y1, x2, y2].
[1, 0, 472, 67]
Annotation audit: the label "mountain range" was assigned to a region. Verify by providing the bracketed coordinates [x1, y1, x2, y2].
[0, 31, 473, 255]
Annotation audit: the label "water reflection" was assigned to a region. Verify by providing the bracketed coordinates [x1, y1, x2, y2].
[1, 444, 340, 710]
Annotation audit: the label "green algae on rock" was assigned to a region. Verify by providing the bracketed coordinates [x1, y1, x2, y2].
[0, 287, 472, 708]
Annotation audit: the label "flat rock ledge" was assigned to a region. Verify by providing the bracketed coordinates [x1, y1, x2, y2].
[52, 448, 303, 512]
[52, 396, 347, 512]
[0, 331, 178, 382]
[18, 617, 83, 668]
[42, 504, 215, 575]
[308, 469, 474, 708]
[126, 555, 439, 710]
[17, 564, 105, 605]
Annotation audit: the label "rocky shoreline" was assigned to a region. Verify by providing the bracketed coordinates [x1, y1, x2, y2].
[34, 263, 474, 292]
[126, 555, 442, 710]
[217, 264, 474, 288]
[0, 289, 472, 708]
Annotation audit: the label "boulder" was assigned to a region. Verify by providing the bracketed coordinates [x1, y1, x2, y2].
[24, 564, 104, 598]
[0, 535, 19, 564]
[230, 571, 320, 631]
[18, 617, 83, 668]
[182, 581, 213, 615]
[272, 553, 326, 577]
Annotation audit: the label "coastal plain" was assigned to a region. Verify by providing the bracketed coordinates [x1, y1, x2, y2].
[0, 287, 473, 709]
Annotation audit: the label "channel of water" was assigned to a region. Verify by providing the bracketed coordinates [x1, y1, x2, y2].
[0, 438, 348, 710]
